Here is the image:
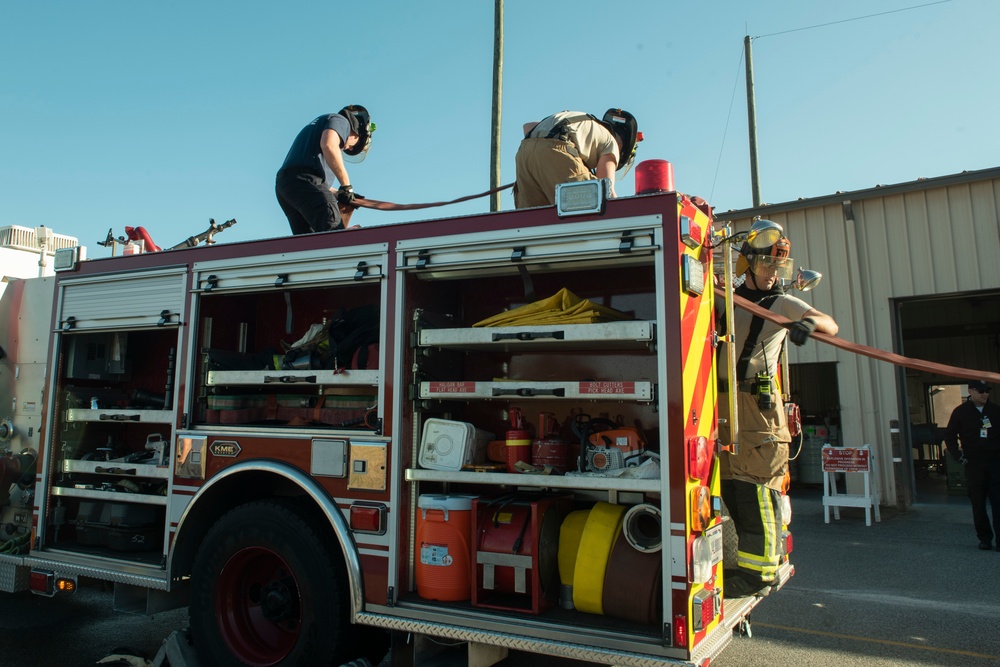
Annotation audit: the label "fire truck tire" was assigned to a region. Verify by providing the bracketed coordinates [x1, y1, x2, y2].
[189, 499, 351, 667]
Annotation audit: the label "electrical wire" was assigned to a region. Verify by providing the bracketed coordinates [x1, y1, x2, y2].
[753, 1, 952, 40]
[710, 1, 952, 203]
[710, 44, 746, 203]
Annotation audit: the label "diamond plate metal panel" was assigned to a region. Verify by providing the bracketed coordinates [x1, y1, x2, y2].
[0, 555, 28, 593]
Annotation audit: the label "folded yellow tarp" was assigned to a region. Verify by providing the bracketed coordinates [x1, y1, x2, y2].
[473, 288, 632, 327]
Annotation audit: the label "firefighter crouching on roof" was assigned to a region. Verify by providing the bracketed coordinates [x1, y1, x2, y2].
[513, 109, 639, 208]
[275, 105, 375, 235]
[718, 233, 838, 598]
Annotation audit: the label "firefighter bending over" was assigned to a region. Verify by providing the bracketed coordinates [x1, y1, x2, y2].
[718, 234, 838, 598]
[276, 105, 374, 235]
[513, 109, 639, 208]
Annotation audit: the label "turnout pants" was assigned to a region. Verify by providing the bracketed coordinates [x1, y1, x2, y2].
[721, 478, 783, 586]
[513, 138, 595, 208]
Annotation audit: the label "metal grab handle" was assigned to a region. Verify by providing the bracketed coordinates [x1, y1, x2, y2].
[491, 331, 565, 342]
[264, 375, 317, 384]
[94, 467, 138, 476]
[99, 414, 141, 421]
[491, 387, 566, 398]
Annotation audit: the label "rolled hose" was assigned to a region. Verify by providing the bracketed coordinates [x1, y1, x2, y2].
[572, 502, 625, 614]
[622, 503, 662, 553]
[0, 531, 31, 554]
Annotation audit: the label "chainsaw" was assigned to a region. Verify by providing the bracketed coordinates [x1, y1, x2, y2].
[572, 415, 647, 473]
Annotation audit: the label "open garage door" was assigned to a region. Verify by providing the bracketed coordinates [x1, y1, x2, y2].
[896, 289, 1000, 501]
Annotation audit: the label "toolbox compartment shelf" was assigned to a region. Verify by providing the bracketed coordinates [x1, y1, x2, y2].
[51, 486, 168, 505]
[65, 408, 174, 424]
[416, 320, 655, 351]
[206, 369, 380, 387]
[405, 468, 659, 493]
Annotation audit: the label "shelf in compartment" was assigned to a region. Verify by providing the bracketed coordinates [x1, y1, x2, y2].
[418, 380, 654, 401]
[206, 369, 380, 387]
[417, 321, 655, 351]
[61, 460, 170, 479]
[405, 468, 660, 493]
[65, 409, 174, 424]
[51, 486, 168, 505]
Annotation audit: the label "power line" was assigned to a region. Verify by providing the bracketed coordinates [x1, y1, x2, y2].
[754, 0, 951, 39]
[710, 45, 747, 203]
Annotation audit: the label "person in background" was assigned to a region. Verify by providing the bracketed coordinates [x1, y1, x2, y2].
[718, 233, 839, 597]
[276, 105, 374, 235]
[944, 379, 1000, 551]
[513, 109, 639, 208]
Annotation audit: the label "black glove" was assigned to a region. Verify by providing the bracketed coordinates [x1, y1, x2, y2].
[336, 184, 355, 205]
[788, 318, 817, 346]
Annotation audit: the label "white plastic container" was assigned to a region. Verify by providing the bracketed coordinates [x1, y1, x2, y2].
[418, 419, 493, 471]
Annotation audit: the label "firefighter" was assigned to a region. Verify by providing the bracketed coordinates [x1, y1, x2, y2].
[513, 109, 638, 208]
[719, 234, 838, 597]
[944, 380, 1000, 551]
[276, 105, 374, 235]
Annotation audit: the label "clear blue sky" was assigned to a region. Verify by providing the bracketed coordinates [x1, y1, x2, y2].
[1, 0, 996, 251]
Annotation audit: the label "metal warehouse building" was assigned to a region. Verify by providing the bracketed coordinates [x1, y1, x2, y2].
[714, 166, 1000, 507]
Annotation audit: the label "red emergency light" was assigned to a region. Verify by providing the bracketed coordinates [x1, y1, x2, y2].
[350, 502, 386, 535]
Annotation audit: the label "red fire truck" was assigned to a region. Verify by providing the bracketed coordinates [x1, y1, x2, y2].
[0, 181, 791, 666]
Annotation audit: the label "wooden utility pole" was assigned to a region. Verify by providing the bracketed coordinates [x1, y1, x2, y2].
[490, 0, 504, 212]
[744, 34, 762, 208]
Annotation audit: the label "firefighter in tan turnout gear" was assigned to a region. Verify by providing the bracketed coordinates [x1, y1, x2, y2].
[719, 234, 838, 597]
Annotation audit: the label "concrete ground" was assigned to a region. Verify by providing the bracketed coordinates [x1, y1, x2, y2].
[2, 471, 997, 667]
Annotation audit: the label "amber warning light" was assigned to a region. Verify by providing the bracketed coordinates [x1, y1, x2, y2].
[29, 569, 77, 597]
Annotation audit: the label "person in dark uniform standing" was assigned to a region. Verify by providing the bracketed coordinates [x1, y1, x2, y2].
[276, 105, 374, 235]
[944, 379, 1000, 551]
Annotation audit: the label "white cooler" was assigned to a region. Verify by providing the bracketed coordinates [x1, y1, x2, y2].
[418, 419, 493, 471]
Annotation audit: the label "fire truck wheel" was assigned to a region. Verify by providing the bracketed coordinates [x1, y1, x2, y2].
[190, 499, 351, 667]
[720, 496, 738, 570]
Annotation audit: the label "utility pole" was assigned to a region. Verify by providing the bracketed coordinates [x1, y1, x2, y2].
[490, 0, 504, 212]
[744, 34, 762, 208]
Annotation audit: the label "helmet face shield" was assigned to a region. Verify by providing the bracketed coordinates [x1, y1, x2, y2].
[339, 105, 374, 163]
[601, 108, 639, 179]
[343, 129, 373, 163]
[750, 254, 795, 280]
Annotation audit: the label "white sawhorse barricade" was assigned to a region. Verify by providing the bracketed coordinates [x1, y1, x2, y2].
[822, 444, 881, 526]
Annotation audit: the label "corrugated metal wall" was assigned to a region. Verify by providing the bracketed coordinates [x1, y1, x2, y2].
[715, 168, 1000, 504]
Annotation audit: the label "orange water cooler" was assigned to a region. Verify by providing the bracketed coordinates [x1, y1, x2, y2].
[416, 494, 476, 601]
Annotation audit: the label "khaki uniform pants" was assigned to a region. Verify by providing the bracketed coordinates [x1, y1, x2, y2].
[513, 138, 595, 208]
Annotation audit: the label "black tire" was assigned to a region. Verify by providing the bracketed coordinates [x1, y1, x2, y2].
[189, 499, 351, 666]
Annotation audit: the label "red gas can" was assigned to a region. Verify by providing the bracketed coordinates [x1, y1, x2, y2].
[532, 412, 573, 473]
[505, 408, 531, 473]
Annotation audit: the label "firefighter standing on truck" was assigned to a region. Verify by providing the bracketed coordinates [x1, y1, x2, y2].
[275, 105, 374, 235]
[513, 109, 639, 208]
[718, 233, 838, 598]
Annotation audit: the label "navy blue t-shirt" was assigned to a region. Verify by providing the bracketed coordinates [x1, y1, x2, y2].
[279, 114, 351, 178]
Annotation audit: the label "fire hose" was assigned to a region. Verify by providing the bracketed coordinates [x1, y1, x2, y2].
[350, 183, 514, 212]
[716, 286, 1000, 385]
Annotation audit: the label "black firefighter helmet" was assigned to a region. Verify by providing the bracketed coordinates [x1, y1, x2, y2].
[338, 105, 375, 162]
[600, 108, 640, 176]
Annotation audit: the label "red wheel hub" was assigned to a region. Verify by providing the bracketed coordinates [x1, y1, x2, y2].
[216, 546, 302, 666]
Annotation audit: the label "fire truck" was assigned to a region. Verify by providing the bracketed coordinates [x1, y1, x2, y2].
[0, 180, 792, 666]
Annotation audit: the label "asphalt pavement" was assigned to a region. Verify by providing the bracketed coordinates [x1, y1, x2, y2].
[2, 474, 998, 667]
